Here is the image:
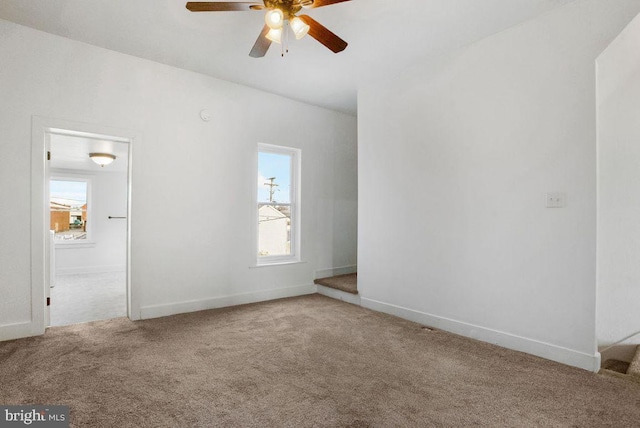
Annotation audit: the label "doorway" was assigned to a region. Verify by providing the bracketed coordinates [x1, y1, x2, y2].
[48, 133, 129, 326]
[596, 12, 640, 364]
[30, 117, 139, 333]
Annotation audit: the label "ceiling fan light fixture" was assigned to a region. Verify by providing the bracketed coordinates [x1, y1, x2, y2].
[184, 1, 350, 57]
[265, 9, 284, 29]
[290, 17, 310, 40]
[266, 28, 283, 44]
[89, 153, 116, 167]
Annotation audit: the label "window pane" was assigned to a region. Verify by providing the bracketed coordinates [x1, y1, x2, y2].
[258, 204, 291, 257]
[258, 152, 291, 204]
[50, 180, 88, 240]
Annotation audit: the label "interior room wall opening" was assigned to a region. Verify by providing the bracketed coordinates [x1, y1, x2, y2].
[46, 131, 130, 327]
[596, 11, 640, 364]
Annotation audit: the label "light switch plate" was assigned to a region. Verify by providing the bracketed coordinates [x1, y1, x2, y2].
[546, 192, 566, 208]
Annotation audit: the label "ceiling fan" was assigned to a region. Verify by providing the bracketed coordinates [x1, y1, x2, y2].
[185, 0, 350, 58]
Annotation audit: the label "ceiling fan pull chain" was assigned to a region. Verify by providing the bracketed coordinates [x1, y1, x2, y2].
[281, 21, 284, 57]
[281, 21, 288, 57]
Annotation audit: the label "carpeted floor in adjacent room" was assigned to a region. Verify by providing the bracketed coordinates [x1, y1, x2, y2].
[50, 272, 126, 326]
[1, 294, 640, 427]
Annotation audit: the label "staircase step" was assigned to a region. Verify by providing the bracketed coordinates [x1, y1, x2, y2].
[599, 368, 640, 385]
[628, 345, 640, 378]
[601, 359, 630, 374]
[314, 273, 358, 295]
[599, 368, 629, 380]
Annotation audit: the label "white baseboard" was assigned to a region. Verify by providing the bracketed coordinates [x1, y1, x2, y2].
[56, 265, 126, 276]
[317, 284, 361, 306]
[0, 321, 42, 342]
[315, 265, 357, 279]
[361, 297, 601, 373]
[140, 283, 317, 320]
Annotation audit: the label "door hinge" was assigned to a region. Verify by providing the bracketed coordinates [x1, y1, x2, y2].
[47, 297, 51, 306]
[47, 151, 51, 161]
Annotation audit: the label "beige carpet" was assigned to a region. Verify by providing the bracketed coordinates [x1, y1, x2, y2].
[1, 295, 640, 427]
[629, 346, 640, 379]
[314, 273, 358, 294]
[51, 272, 126, 326]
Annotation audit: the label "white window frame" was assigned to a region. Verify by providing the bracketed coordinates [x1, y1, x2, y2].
[255, 143, 301, 266]
[50, 173, 94, 248]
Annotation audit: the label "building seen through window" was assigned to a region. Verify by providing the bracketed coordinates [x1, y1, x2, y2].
[257, 145, 299, 262]
[50, 179, 88, 241]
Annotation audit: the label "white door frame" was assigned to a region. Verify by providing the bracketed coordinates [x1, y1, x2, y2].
[31, 116, 141, 334]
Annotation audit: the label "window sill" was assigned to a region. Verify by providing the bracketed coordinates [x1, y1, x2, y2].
[250, 260, 306, 269]
[54, 241, 96, 249]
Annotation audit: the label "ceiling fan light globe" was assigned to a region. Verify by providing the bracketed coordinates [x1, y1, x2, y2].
[266, 28, 283, 44]
[265, 9, 284, 29]
[290, 17, 310, 40]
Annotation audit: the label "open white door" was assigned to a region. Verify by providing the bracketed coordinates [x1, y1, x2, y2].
[44, 135, 52, 327]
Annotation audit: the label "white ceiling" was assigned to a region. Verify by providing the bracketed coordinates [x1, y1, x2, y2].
[50, 134, 129, 173]
[0, 0, 574, 115]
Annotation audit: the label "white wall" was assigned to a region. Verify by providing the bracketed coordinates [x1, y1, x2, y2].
[52, 169, 128, 275]
[315, 123, 358, 278]
[358, 0, 640, 371]
[597, 13, 640, 350]
[0, 18, 357, 338]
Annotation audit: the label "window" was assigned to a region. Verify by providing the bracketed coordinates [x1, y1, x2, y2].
[257, 144, 300, 264]
[50, 178, 91, 242]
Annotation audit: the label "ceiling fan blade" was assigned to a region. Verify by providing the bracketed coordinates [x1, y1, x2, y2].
[249, 25, 272, 58]
[302, 0, 351, 8]
[186, 2, 262, 12]
[298, 15, 348, 53]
